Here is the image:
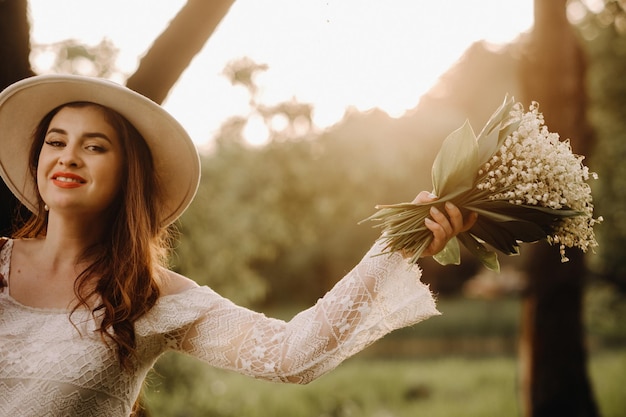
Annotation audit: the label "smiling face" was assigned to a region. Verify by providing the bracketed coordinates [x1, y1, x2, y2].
[36, 104, 125, 218]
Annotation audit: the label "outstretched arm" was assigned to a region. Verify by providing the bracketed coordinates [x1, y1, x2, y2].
[162, 192, 475, 383]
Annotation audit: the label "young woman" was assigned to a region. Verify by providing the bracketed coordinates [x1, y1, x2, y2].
[0, 75, 476, 417]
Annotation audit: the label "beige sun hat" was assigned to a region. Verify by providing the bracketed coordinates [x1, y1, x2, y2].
[0, 74, 201, 226]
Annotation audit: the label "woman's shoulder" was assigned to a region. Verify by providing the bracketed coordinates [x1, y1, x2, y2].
[158, 268, 199, 297]
[137, 269, 208, 337]
[5, 237, 43, 256]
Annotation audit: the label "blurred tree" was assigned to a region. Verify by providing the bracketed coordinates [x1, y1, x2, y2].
[174, 58, 425, 306]
[222, 56, 315, 142]
[579, 0, 626, 291]
[171, 58, 310, 304]
[223, 56, 269, 102]
[518, 0, 598, 416]
[0, 0, 34, 236]
[173, 55, 477, 308]
[126, 0, 235, 103]
[32, 39, 119, 78]
[0, 0, 34, 84]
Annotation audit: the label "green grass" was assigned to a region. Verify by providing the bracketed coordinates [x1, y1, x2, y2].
[142, 294, 626, 417]
[144, 353, 520, 417]
[589, 350, 626, 417]
[363, 297, 521, 358]
[144, 350, 626, 417]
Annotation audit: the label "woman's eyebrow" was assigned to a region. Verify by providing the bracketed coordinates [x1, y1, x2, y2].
[82, 132, 113, 143]
[46, 127, 67, 136]
[46, 127, 113, 143]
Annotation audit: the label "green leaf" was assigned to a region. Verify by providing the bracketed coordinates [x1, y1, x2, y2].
[431, 120, 479, 197]
[477, 95, 515, 140]
[476, 96, 516, 166]
[463, 206, 522, 223]
[498, 119, 521, 145]
[467, 201, 581, 225]
[494, 220, 550, 243]
[469, 217, 520, 255]
[457, 232, 500, 272]
[476, 128, 500, 169]
[433, 236, 461, 266]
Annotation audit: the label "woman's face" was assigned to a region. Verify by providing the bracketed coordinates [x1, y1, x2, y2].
[36, 105, 124, 218]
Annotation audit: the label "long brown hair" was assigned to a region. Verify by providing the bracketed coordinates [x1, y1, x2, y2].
[14, 102, 172, 371]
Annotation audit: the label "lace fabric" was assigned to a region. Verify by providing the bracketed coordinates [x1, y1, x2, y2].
[0, 238, 438, 416]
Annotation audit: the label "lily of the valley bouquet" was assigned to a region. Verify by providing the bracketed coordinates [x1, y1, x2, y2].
[362, 96, 602, 272]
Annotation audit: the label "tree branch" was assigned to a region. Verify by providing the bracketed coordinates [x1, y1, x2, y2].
[126, 0, 235, 104]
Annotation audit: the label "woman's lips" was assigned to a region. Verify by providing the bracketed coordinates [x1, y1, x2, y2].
[51, 172, 86, 188]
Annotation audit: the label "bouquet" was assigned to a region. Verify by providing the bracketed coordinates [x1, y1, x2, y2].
[362, 96, 602, 271]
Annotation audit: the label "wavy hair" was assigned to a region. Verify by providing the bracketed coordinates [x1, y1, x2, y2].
[14, 102, 172, 371]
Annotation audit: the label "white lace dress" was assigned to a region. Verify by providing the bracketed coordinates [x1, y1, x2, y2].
[0, 238, 438, 417]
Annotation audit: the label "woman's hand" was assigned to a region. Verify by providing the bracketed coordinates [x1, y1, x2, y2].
[412, 191, 477, 258]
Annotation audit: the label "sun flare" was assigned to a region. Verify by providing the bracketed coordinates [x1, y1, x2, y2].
[28, 0, 533, 145]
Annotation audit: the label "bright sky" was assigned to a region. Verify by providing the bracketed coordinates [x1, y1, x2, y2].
[28, 0, 533, 146]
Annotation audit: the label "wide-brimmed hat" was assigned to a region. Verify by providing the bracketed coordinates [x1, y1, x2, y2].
[0, 74, 200, 226]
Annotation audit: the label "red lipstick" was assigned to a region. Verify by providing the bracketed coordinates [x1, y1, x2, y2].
[51, 172, 87, 188]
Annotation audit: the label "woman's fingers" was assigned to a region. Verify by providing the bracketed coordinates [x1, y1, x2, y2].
[429, 200, 478, 235]
[463, 211, 478, 231]
[404, 192, 478, 258]
[420, 199, 478, 258]
[451, 202, 478, 232]
[423, 214, 447, 257]
[444, 201, 466, 233]
[429, 205, 453, 236]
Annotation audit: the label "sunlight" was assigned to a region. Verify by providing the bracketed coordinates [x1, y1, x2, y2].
[31, 48, 56, 72]
[27, 0, 533, 145]
[243, 114, 270, 147]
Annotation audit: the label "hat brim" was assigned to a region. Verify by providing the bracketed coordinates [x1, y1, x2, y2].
[0, 75, 200, 226]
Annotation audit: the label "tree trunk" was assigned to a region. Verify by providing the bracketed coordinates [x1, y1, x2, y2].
[518, 1, 599, 416]
[0, 0, 35, 236]
[126, 0, 235, 103]
[0, 0, 34, 87]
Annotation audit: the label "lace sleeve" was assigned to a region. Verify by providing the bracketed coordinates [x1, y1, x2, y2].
[178, 241, 439, 384]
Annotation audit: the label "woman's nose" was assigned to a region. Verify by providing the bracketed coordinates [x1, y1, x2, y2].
[58, 145, 81, 167]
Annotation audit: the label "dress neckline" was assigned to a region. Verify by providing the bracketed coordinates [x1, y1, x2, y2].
[0, 239, 78, 314]
[0, 238, 205, 314]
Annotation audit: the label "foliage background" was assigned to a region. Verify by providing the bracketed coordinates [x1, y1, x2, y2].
[2, 1, 625, 416]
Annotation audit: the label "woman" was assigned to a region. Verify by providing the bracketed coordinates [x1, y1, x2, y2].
[0, 75, 476, 416]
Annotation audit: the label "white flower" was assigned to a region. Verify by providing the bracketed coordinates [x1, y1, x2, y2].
[475, 102, 600, 260]
[364, 96, 601, 270]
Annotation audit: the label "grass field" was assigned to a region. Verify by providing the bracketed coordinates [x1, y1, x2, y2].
[143, 296, 626, 416]
[144, 350, 625, 417]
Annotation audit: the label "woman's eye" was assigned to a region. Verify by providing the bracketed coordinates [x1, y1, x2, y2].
[86, 145, 106, 152]
[44, 140, 64, 147]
